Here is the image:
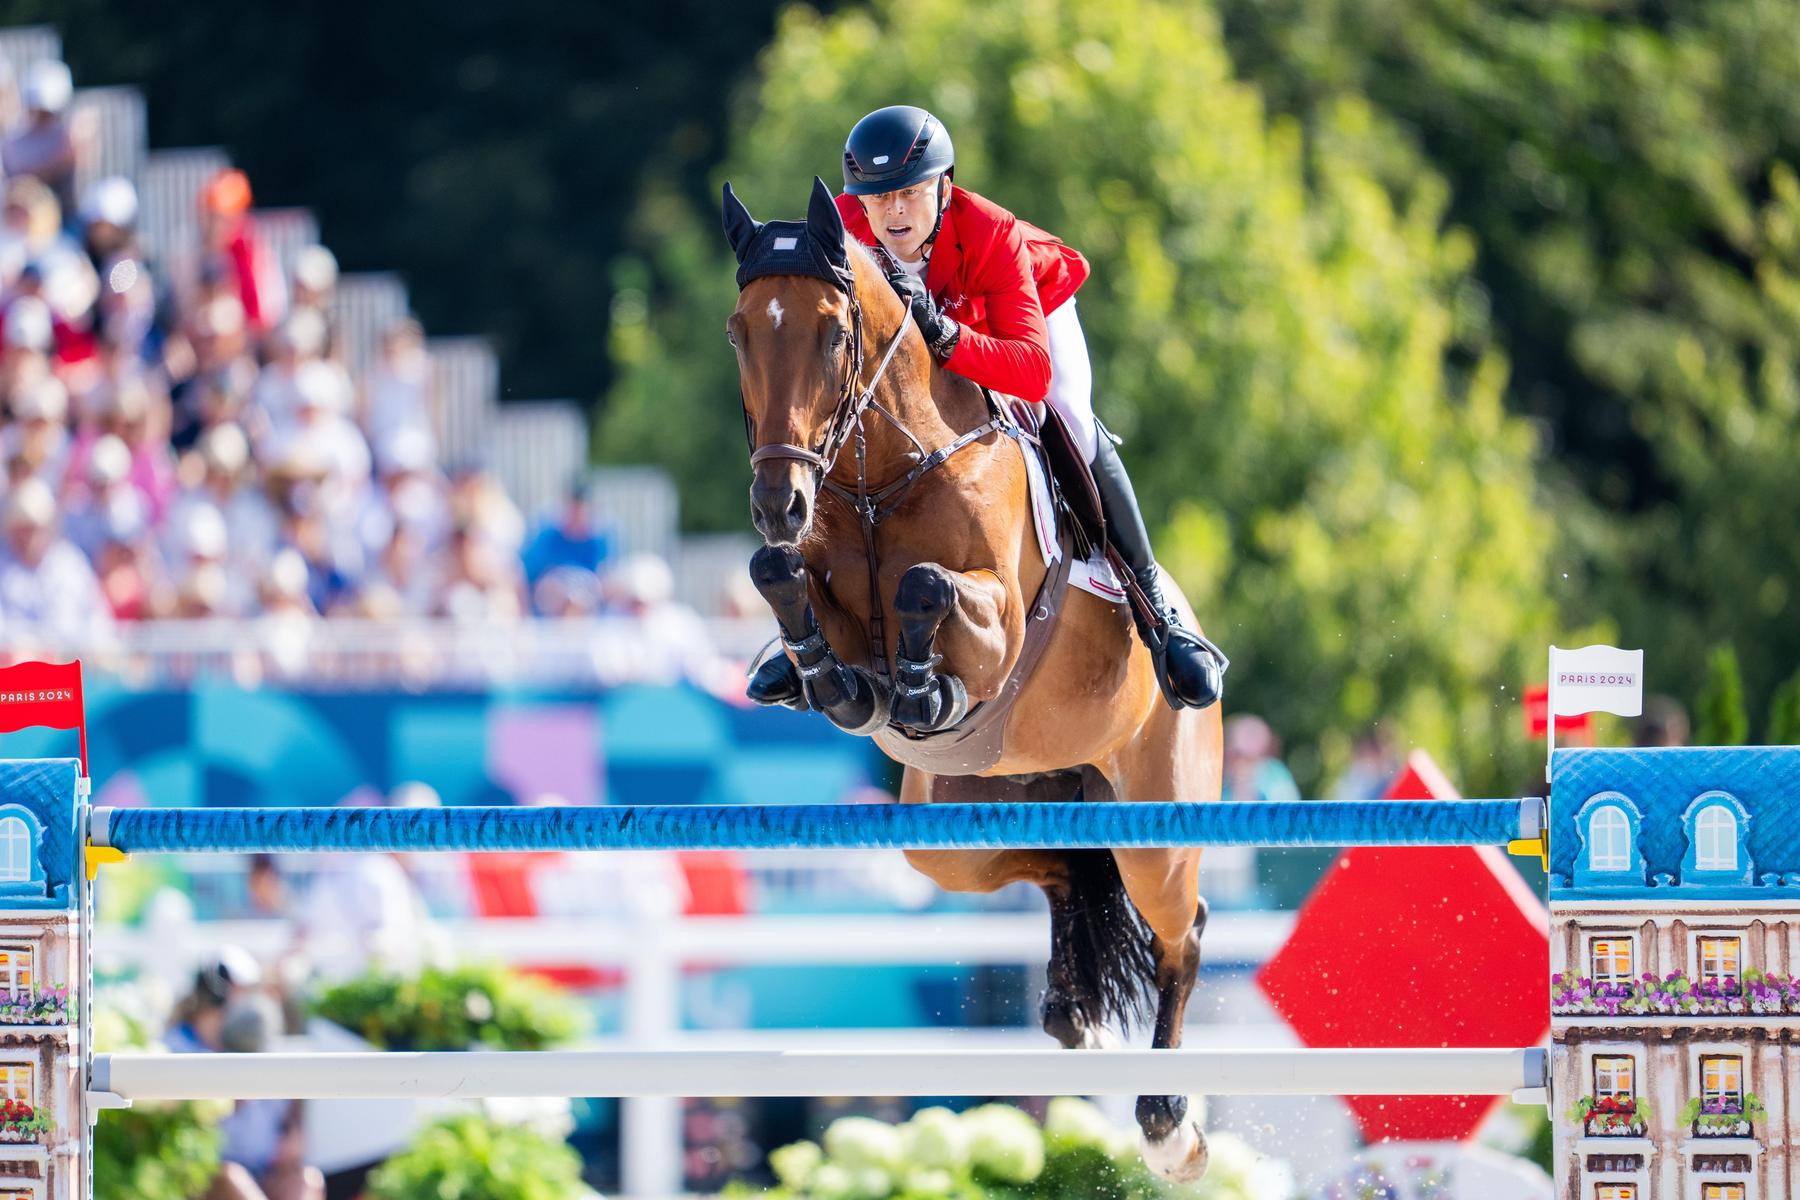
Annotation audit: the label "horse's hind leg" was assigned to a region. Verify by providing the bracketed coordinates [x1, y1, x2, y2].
[750, 545, 890, 735]
[1115, 847, 1211, 1184]
[891, 562, 1011, 733]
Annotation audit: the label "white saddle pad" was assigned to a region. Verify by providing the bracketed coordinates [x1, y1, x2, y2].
[1006, 398, 1127, 605]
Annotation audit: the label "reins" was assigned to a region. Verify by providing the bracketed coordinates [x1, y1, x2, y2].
[744, 265, 1010, 686]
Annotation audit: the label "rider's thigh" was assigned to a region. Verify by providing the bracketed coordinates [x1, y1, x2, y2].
[1043, 299, 1099, 462]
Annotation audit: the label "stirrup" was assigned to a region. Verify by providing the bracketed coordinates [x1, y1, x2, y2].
[746, 638, 808, 711]
[1142, 612, 1228, 711]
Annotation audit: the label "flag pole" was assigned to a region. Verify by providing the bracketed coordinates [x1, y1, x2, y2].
[1545, 646, 1558, 785]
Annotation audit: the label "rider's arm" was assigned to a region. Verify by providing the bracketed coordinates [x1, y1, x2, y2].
[942, 213, 1054, 401]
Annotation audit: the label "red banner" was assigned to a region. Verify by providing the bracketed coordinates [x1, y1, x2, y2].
[0, 660, 87, 775]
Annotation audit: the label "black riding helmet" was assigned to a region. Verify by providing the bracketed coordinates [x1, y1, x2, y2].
[842, 105, 954, 196]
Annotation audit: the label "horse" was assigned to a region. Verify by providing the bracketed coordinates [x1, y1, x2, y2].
[724, 177, 1225, 1182]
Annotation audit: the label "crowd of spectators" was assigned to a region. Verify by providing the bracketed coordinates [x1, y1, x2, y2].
[0, 58, 685, 659]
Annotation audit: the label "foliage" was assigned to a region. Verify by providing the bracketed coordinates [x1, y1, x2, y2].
[91, 993, 227, 1200]
[1571, 1094, 1650, 1132]
[600, 0, 1555, 791]
[310, 961, 586, 1052]
[728, 1097, 1285, 1199]
[1216, 0, 1800, 725]
[365, 1113, 589, 1200]
[1766, 664, 1800, 745]
[1694, 644, 1750, 747]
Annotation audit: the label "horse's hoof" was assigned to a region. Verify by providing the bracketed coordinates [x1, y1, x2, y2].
[1041, 991, 1115, 1049]
[1138, 1115, 1208, 1184]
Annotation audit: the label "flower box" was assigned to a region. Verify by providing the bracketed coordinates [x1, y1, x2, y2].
[1683, 1094, 1763, 1139]
[1574, 1094, 1649, 1138]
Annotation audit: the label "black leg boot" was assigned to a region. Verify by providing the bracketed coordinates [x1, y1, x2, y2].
[1089, 434, 1227, 710]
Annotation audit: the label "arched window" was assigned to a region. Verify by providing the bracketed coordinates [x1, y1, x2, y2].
[0, 819, 30, 883]
[1589, 806, 1632, 872]
[1696, 805, 1739, 871]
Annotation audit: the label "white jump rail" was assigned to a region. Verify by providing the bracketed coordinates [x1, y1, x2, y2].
[91, 1046, 1548, 1103]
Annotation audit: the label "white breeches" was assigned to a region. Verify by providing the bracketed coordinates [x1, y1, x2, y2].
[1044, 299, 1099, 463]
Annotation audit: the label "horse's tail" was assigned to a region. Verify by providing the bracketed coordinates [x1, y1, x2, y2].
[1061, 848, 1157, 1033]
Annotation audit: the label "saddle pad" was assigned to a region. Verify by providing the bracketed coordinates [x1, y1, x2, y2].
[1008, 398, 1127, 605]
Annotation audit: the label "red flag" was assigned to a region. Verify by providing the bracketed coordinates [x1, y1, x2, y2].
[1523, 683, 1592, 740]
[0, 661, 87, 775]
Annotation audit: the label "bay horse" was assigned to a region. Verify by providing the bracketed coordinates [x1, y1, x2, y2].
[724, 178, 1224, 1181]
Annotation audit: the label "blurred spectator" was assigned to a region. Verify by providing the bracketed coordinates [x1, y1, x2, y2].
[168, 423, 278, 581]
[524, 480, 611, 590]
[2, 62, 76, 214]
[361, 317, 433, 453]
[0, 477, 114, 647]
[64, 373, 176, 521]
[79, 177, 158, 357]
[433, 522, 526, 621]
[288, 786, 445, 983]
[289, 244, 337, 319]
[533, 564, 602, 618]
[0, 372, 68, 486]
[1634, 695, 1691, 747]
[448, 459, 525, 555]
[0, 177, 98, 351]
[1328, 723, 1400, 802]
[200, 167, 286, 334]
[63, 434, 148, 558]
[600, 553, 713, 681]
[1220, 714, 1301, 805]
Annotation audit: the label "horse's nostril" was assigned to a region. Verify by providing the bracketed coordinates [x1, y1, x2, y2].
[787, 492, 807, 523]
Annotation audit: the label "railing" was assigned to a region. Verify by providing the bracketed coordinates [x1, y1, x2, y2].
[20, 616, 779, 689]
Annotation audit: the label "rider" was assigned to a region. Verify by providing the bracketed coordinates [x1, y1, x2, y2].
[749, 104, 1224, 712]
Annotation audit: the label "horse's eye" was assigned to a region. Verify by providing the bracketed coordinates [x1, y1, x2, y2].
[725, 328, 738, 347]
[830, 328, 848, 347]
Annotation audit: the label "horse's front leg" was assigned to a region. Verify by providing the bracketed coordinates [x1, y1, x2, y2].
[750, 545, 891, 736]
[890, 562, 1013, 733]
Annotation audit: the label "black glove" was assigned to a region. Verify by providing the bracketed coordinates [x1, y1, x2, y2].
[887, 270, 961, 360]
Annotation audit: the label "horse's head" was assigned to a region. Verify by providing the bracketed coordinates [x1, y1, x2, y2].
[723, 177, 880, 546]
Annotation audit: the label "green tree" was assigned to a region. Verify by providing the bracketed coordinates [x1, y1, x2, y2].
[1695, 644, 1750, 746]
[1766, 664, 1800, 745]
[1215, 0, 1800, 726]
[600, 0, 1556, 790]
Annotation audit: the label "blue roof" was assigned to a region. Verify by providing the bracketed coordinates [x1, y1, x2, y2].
[0, 758, 80, 910]
[1550, 746, 1800, 901]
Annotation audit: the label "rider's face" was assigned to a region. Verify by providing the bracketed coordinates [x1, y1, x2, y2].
[858, 176, 942, 263]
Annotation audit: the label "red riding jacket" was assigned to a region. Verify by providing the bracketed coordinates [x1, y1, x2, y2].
[836, 185, 1089, 402]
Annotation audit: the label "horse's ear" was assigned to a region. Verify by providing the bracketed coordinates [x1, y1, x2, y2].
[722, 182, 760, 263]
[806, 176, 850, 275]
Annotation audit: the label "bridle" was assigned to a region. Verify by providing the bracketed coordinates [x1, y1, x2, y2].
[741, 264, 1012, 685]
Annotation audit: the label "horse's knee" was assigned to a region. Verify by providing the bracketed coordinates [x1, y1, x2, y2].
[895, 563, 956, 621]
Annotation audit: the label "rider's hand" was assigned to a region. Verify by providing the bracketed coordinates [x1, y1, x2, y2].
[887, 270, 961, 360]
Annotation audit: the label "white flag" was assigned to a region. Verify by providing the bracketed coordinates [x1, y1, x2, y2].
[1549, 645, 1644, 718]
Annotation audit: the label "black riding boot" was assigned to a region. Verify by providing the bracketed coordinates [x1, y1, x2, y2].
[1089, 434, 1226, 710]
[747, 639, 808, 710]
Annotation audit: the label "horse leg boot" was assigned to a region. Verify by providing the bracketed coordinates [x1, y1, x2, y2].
[748, 546, 890, 735]
[1089, 434, 1227, 711]
[890, 563, 970, 733]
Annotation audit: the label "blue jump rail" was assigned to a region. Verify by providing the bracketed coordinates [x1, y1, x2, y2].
[90, 799, 1546, 856]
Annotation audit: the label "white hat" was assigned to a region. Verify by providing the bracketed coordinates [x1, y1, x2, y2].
[614, 553, 674, 606]
[280, 309, 329, 359]
[3, 478, 54, 529]
[293, 245, 338, 293]
[294, 360, 347, 412]
[22, 61, 72, 115]
[267, 548, 309, 598]
[200, 423, 250, 475]
[12, 375, 67, 422]
[378, 426, 434, 475]
[178, 504, 228, 560]
[88, 434, 131, 486]
[79, 177, 138, 229]
[4, 297, 52, 352]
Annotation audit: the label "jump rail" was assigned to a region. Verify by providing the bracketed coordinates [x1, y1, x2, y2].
[90, 1047, 1549, 1102]
[89, 798, 1548, 857]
